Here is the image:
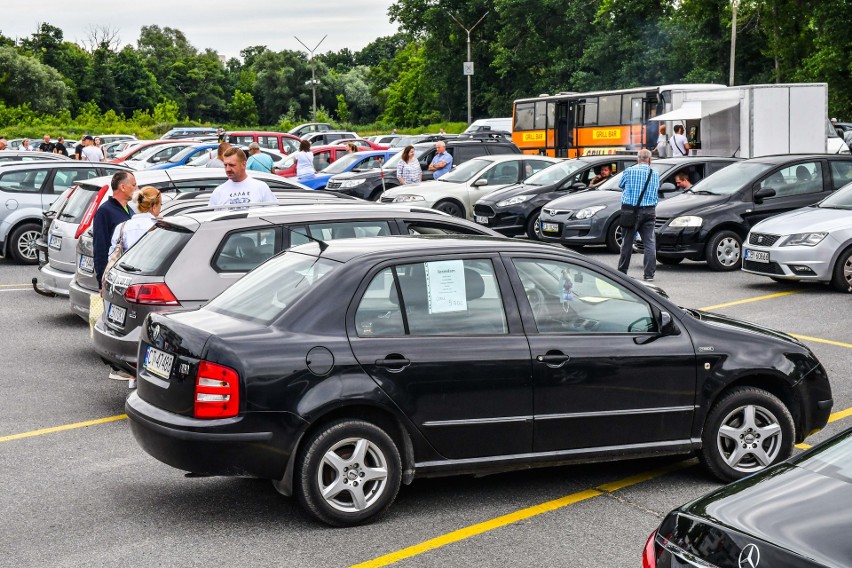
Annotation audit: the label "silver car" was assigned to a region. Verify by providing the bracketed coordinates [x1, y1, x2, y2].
[743, 180, 852, 291]
[94, 204, 501, 374]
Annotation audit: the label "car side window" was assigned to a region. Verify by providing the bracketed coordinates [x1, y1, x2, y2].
[829, 161, 852, 190]
[305, 220, 392, 240]
[0, 169, 48, 193]
[51, 168, 99, 194]
[213, 228, 277, 272]
[258, 136, 278, 150]
[668, 165, 704, 185]
[281, 138, 299, 154]
[525, 160, 555, 178]
[760, 162, 823, 197]
[484, 161, 520, 185]
[313, 151, 332, 171]
[452, 146, 480, 164]
[355, 268, 405, 337]
[512, 258, 657, 334]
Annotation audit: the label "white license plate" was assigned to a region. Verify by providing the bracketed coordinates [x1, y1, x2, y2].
[541, 222, 560, 233]
[144, 345, 174, 379]
[38, 251, 46, 264]
[474, 215, 489, 225]
[49, 235, 62, 250]
[745, 249, 770, 263]
[107, 303, 126, 326]
[79, 255, 94, 273]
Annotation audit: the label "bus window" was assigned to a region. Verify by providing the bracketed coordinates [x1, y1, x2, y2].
[631, 98, 643, 125]
[515, 103, 535, 131]
[535, 101, 548, 129]
[598, 95, 621, 125]
[547, 101, 555, 130]
[577, 98, 598, 126]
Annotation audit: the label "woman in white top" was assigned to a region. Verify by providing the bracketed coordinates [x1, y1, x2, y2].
[109, 186, 162, 255]
[294, 139, 316, 179]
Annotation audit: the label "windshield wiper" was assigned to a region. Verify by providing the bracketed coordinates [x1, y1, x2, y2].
[693, 190, 717, 195]
[118, 262, 141, 272]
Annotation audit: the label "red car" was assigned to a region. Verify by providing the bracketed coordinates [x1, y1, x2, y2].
[227, 131, 301, 155]
[330, 138, 390, 151]
[110, 140, 187, 164]
[276, 145, 351, 177]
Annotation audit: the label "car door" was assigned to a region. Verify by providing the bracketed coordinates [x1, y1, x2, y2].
[1, 168, 49, 213]
[504, 254, 696, 453]
[348, 254, 533, 460]
[747, 159, 829, 229]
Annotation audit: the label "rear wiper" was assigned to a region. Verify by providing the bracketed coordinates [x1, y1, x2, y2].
[118, 262, 141, 272]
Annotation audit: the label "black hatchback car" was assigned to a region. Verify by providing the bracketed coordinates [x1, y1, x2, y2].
[127, 237, 832, 526]
[645, 154, 852, 271]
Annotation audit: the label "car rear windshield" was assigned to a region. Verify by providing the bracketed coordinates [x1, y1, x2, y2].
[206, 251, 340, 324]
[58, 184, 101, 223]
[115, 223, 193, 275]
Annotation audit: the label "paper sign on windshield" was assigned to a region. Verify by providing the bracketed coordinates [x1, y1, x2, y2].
[424, 260, 467, 314]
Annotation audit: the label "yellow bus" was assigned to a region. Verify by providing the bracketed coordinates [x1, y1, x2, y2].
[512, 84, 724, 158]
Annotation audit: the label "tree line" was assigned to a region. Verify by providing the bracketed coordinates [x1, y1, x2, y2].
[1, 0, 849, 134]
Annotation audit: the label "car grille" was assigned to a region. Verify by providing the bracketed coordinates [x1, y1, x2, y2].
[542, 208, 572, 217]
[743, 260, 784, 274]
[654, 217, 670, 231]
[749, 233, 781, 246]
[474, 204, 495, 217]
[326, 180, 341, 189]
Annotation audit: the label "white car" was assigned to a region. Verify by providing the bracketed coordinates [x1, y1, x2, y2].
[122, 142, 198, 170]
[379, 155, 561, 218]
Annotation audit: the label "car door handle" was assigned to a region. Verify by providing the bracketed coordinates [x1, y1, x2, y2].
[536, 353, 571, 368]
[375, 356, 410, 372]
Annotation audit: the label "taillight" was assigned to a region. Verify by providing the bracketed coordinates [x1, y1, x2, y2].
[642, 530, 658, 568]
[124, 283, 180, 305]
[194, 361, 240, 419]
[75, 184, 110, 239]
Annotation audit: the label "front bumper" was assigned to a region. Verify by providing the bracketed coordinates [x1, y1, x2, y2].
[741, 239, 836, 282]
[538, 217, 607, 245]
[36, 263, 74, 297]
[93, 315, 141, 373]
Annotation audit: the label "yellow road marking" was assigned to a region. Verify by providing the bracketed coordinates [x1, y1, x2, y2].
[699, 290, 799, 311]
[790, 334, 852, 350]
[796, 443, 812, 449]
[829, 407, 852, 423]
[0, 414, 127, 443]
[0, 283, 30, 287]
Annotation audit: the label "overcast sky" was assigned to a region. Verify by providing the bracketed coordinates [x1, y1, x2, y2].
[3, 1, 400, 60]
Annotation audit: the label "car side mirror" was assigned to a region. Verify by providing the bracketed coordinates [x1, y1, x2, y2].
[473, 178, 488, 187]
[634, 309, 678, 344]
[754, 187, 776, 203]
[659, 182, 677, 193]
[571, 182, 586, 190]
[151, 156, 163, 162]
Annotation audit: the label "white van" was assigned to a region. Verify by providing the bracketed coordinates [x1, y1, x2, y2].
[462, 118, 512, 135]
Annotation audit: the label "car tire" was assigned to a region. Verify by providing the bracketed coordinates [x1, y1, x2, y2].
[605, 221, 624, 253]
[705, 230, 742, 271]
[295, 419, 401, 527]
[525, 210, 542, 240]
[658, 257, 683, 265]
[699, 386, 795, 483]
[434, 200, 464, 218]
[9, 222, 41, 265]
[830, 245, 852, 292]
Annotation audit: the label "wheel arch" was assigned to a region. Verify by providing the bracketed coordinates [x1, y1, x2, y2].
[433, 197, 467, 217]
[705, 222, 748, 242]
[4, 215, 43, 257]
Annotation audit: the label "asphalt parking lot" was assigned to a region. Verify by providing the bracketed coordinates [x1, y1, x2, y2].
[1, 249, 849, 567]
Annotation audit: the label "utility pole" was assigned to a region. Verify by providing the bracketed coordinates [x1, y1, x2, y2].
[729, 1, 739, 86]
[449, 10, 489, 125]
[295, 35, 327, 120]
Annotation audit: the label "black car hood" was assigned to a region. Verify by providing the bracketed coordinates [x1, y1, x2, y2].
[691, 309, 803, 347]
[541, 188, 620, 209]
[655, 191, 730, 217]
[479, 182, 554, 204]
[666, 464, 852, 567]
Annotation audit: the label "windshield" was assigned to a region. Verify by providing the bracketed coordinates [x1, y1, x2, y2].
[206, 251, 340, 324]
[188, 153, 212, 167]
[167, 145, 205, 163]
[598, 163, 670, 191]
[688, 162, 774, 195]
[132, 144, 174, 162]
[818, 181, 852, 209]
[323, 153, 365, 174]
[440, 158, 492, 183]
[524, 160, 585, 186]
[383, 148, 417, 169]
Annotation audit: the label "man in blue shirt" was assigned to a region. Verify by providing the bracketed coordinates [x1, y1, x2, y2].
[617, 149, 660, 281]
[428, 141, 453, 179]
[246, 143, 276, 173]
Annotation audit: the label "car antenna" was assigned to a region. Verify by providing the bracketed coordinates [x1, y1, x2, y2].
[281, 224, 329, 253]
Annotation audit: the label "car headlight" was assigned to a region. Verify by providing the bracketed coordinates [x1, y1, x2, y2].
[391, 194, 425, 202]
[782, 232, 827, 247]
[496, 195, 530, 207]
[337, 179, 365, 188]
[573, 205, 606, 220]
[669, 216, 703, 228]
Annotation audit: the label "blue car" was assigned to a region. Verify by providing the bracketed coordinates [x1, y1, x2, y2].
[298, 149, 396, 190]
[148, 143, 220, 170]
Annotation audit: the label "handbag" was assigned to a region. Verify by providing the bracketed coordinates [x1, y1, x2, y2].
[619, 169, 653, 228]
[101, 222, 127, 288]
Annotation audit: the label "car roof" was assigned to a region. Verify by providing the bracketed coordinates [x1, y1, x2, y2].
[411, 139, 518, 149]
[0, 151, 70, 160]
[168, 203, 452, 226]
[740, 154, 852, 164]
[77, 168, 298, 188]
[653, 157, 742, 165]
[0, 161, 130, 173]
[459, 154, 560, 164]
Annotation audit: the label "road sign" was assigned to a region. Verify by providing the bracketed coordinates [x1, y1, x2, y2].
[463, 62, 474, 76]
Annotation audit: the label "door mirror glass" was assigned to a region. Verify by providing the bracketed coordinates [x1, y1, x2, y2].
[754, 187, 776, 202]
[473, 178, 488, 187]
[660, 182, 677, 193]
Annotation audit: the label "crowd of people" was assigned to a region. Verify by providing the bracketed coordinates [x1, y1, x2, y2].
[0, 133, 111, 161]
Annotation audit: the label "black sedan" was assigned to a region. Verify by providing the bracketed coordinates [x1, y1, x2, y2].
[644, 426, 852, 567]
[126, 236, 832, 526]
[473, 156, 635, 239]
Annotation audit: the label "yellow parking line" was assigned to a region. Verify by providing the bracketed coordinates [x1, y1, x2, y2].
[829, 407, 852, 423]
[699, 291, 798, 311]
[790, 334, 852, 349]
[0, 283, 30, 287]
[0, 414, 127, 443]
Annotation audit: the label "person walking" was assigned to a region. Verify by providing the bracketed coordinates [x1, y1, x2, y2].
[206, 142, 230, 168]
[294, 139, 316, 180]
[208, 147, 276, 207]
[653, 125, 669, 158]
[246, 142, 275, 173]
[427, 141, 453, 180]
[81, 136, 104, 162]
[616, 149, 660, 281]
[396, 145, 422, 185]
[38, 135, 54, 153]
[669, 124, 690, 157]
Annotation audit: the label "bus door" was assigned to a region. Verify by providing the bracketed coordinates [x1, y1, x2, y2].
[641, 96, 660, 148]
[555, 101, 574, 158]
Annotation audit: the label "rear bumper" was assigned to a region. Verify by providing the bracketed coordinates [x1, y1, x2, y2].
[646, 227, 705, 259]
[93, 316, 141, 373]
[36, 263, 74, 296]
[68, 277, 96, 321]
[126, 392, 306, 479]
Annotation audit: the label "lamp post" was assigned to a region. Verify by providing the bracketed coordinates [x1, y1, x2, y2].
[729, 0, 739, 86]
[449, 10, 489, 125]
[295, 35, 327, 120]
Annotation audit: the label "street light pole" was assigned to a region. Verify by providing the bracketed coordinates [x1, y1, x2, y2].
[295, 35, 327, 120]
[729, 0, 739, 86]
[449, 11, 489, 125]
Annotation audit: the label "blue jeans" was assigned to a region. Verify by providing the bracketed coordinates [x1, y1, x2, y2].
[617, 207, 656, 278]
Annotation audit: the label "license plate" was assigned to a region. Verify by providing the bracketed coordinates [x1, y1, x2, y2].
[79, 255, 94, 273]
[49, 235, 62, 250]
[144, 345, 174, 379]
[745, 249, 770, 263]
[474, 215, 489, 225]
[542, 222, 560, 233]
[38, 251, 46, 264]
[107, 303, 126, 326]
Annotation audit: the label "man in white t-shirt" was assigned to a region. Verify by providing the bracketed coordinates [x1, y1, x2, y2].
[208, 147, 276, 207]
[669, 124, 690, 157]
[81, 135, 104, 162]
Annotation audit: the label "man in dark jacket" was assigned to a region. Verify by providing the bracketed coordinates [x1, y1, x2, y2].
[93, 171, 136, 288]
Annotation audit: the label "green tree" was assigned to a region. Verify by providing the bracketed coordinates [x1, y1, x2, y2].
[336, 94, 350, 123]
[229, 89, 258, 125]
[0, 46, 69, 113]
[153, 98, 180, 124]
[381, 42, 438, 126]
[112, 46, 161, 113]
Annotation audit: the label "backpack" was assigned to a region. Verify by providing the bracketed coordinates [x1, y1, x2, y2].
[102, 222, 127, 288]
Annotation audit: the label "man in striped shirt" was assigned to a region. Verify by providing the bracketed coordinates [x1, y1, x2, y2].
[617, 149, 660, 281]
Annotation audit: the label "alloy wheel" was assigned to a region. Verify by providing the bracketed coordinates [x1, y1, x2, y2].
[317, 436, 390, 513]
[715, 403, 783, 474]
